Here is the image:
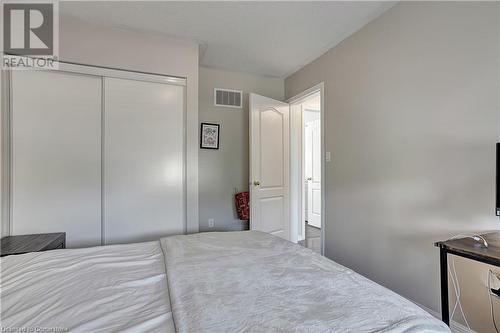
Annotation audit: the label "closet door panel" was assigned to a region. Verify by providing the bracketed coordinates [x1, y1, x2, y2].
[104, 78, 185, 244]
[11, 70, 102, 247]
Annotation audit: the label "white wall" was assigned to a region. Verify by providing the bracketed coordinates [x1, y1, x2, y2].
[286, 2, 499, 332]
[59, 16, 199, 233]
[198, 67, 284, 231]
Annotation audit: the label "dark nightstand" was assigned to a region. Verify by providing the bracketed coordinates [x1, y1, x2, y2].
[435, 232, 500, 326]
[0, 232, 66, 257]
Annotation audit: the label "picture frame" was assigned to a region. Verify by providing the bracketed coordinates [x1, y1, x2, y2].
[200, 123, 220, 149]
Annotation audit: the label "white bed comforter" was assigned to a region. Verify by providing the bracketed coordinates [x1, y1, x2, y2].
[161, 231, 449, 333]
[1, 241, 175, 333]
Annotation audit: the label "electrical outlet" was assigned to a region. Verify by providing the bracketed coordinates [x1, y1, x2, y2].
[208, 218, 215, 228]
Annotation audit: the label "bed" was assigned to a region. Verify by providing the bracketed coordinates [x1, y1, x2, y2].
[1, 231, 450, 333]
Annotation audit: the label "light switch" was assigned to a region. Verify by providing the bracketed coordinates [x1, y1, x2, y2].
[325, 151, 331, 162]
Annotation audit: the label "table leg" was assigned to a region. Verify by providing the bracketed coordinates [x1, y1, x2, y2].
[440, 247, 450, 325]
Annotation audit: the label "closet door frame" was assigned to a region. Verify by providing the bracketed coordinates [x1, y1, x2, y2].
[1, 60, 187, 239]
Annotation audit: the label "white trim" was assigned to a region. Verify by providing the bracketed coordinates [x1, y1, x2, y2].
[288, 82, 325, 255]
[56, 61, 186, 86]
[182, 83, 188, 234]
[299, 106, 305, 241]
[288, 102, 303, 243]
[1, 69, 11, 237]
[287, 83, 324, 105]
[2, 56, 186, 86]
[100, 77, 106, 245]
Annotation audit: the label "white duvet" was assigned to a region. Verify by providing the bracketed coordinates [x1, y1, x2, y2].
[1, 241, 175, 333]
[161, 231, 450, 333]
[1, 231, 450, 333]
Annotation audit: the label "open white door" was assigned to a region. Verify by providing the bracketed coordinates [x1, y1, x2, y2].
[249, 93, 290, 240]
[306, 118, 321, 228]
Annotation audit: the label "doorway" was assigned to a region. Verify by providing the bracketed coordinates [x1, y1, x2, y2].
[248, 84, 324, 253]
[289, 84, 324, 255]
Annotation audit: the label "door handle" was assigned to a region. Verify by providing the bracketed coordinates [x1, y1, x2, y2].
[253, 181, 261, 186]
[306, 177, 312, 181]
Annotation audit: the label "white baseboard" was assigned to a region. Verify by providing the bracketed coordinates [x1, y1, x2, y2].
[450, 321, 477, 333]
[413, 302, 477, 333]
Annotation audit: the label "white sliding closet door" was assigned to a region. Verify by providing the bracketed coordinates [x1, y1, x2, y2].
[11, 70, 102, 247]
[104, 78, 185, 244]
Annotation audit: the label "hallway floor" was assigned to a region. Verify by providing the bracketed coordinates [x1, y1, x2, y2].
[298, 223, 321, 253]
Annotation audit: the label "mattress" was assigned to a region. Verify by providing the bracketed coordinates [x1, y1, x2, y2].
[1, 241, 175, 333]
[161, 231, 450, 333]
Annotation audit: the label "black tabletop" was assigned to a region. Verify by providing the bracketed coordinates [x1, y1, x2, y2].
[435, 232, 500, 267]
[1, 233, 65, 256]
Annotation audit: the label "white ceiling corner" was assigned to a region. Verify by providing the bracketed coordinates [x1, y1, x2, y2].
[60, 1, 396, 78]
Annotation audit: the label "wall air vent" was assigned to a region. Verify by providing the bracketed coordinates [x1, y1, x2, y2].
[214, 88, 243, 108]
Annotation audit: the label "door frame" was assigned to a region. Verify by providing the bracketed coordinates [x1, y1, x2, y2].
[288, 82, 325, 255]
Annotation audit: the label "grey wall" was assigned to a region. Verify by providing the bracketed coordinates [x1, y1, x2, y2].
[199, 67, 284, 231]
[285, 2, 499, 332]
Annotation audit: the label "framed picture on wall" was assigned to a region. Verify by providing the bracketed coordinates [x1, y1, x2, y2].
[200, 123, 220, 149]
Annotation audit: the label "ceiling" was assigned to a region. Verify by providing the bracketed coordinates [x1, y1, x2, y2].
[60, 1, 395, 78]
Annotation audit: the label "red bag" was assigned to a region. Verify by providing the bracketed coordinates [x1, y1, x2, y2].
[235, 191, 249, 220]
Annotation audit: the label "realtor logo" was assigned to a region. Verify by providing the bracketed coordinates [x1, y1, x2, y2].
[2, 1, 59, 69]
[4, 3, 54, 55]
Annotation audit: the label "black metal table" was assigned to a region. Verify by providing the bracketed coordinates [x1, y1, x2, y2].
[435, 232, 500, 325]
